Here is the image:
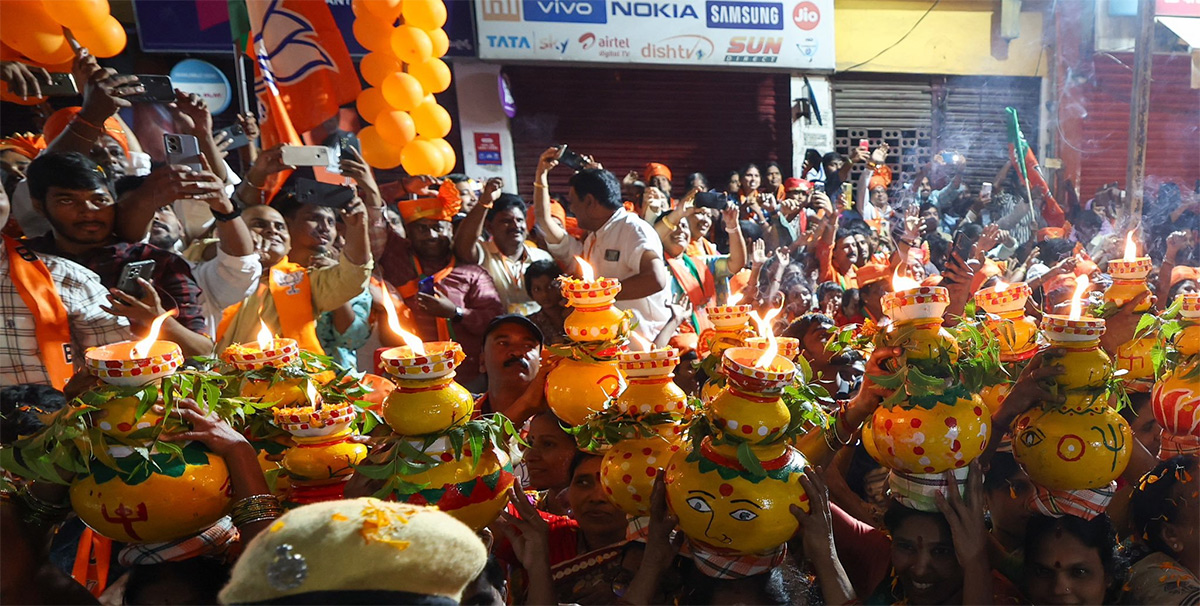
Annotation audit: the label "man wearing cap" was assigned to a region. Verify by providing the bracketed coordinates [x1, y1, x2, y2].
[373, 180, 504, 386]
[532, 147, 671, 343]
[477, 314, 549, 425]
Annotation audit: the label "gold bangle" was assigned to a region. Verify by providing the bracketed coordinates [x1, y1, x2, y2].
[533, 183, 547, 189]
[230, 494, 283, 527]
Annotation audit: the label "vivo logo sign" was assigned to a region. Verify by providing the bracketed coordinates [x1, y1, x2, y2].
[705, 0, 784, 29]
[523, 0, 607, 23]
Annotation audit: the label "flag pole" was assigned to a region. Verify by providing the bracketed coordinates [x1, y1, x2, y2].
[232, 42, 250, 116]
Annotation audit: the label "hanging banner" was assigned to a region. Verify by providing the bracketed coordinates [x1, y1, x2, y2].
[475, 132, 503, 165]
[475, 0, 835, 70]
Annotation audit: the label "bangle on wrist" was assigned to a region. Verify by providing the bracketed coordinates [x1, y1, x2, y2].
[230, 494, 283, 527]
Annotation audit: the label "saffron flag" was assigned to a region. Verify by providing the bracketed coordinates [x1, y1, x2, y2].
[1005, 107, 1065, 228]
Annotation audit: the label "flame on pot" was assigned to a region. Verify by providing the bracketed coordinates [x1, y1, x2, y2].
[727, 292, 744, 306]
[750, 307, 782, 368]
[132, 310, 174, 358]
[1123, 231, 1137, 261]
[1068, 274, 1091, 321]
[576, 257, 595, 282]
[630, 330, 653, 352]
[379, 289, 425, 356]
[994, 279, 1009, 293]
[892, 268, 920, 292]
[255, 321, 274, 350]
[305, 380, 320, 407]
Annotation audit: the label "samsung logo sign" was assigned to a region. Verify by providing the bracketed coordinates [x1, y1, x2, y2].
[705, 1, 783, 29]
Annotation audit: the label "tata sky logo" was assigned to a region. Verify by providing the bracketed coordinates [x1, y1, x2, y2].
[706, 1, 784, 30]
[641, 34, 714, 60]
[538, 36, 570, 53]
[611, 2, 699, 18]
[523, 0, 607, 23]
[792, 1, 821, 30]
[724, 35, 781, 63]
[487, 35, 531, 49]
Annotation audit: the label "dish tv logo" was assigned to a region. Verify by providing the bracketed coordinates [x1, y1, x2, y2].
[724, 36, 781, 63]
[523, 0, 607, 23]
[641, 35, 714, 60]
[482, 0, 522, 21]
[705, 1, 784, 30]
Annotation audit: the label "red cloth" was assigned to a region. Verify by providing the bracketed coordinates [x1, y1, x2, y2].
[830, 503, 892, 599]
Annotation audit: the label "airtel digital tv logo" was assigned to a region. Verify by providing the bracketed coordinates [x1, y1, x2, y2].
[792, 1, 820, 30]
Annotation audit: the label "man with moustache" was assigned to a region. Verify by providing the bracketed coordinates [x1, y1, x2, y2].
[474, 315, 551, 426]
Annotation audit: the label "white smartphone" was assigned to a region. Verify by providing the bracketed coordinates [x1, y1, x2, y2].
[980, 182, 993, 198]
[280, 145, 330, 167]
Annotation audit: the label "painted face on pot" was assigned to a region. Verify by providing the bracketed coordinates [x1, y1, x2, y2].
[664, 445, 807, 555]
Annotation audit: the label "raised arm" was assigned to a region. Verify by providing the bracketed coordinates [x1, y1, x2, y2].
[722, 205, 747, 272]
[533, 147, 567, 245]
[453, 177, 502, 265]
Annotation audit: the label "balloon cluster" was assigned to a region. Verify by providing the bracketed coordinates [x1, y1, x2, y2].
[352, 0, 455, 176]
[0, 0, 126, 64]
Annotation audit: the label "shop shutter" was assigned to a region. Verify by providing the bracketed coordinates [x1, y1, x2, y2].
[1075, 53, 1199, 200]
[832, 77, 934, 188]
[937, 76, 1042, 189]
[504, 66, 792, 201]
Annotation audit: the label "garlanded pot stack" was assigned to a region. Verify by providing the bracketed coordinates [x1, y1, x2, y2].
[6, 314, 236, 543]
[365, 330, 519, 531]
[1106, 233, 1156, 391]
[975, 281, 1040, 415]
[545, 258, 630, 426]
[1150, 293, 1200, 458]
[665, 327, 827, 557]
[698, 298, 755, 404]
[576, 342, 691, 516]
[1013, 277, 1132, 490]
[863, 274, 995, 509]
[271, 382, 368, 504]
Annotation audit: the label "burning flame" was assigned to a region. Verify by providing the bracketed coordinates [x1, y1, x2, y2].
[630, 331, 653, 352]
[1068, 274, 1091, 321]
[994, 279, 1009, 293]
[892, 268, 920, 292]
[255, 321, 274, 350]
[576, 257, 595, 282]
[378, 287, 426, 356]
[1123, 231, 1137, 261]
[749, 307, 782, 368]
[727, 292, 744, 306]
[304, 380, 319, 407]
[132, 311, 173, 358]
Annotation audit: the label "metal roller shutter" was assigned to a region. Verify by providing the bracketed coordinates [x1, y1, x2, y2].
[504, 66, 792, 200]
[833, 77, 933, 187]
[938, 76, 1042, 189]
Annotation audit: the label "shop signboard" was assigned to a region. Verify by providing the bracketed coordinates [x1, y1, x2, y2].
[475, 0, 835, 70]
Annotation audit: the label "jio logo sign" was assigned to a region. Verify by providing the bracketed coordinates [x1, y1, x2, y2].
[792, 1, 820, 30]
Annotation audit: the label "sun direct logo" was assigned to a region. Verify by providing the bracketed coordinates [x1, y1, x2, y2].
[724, 35, 781, 63]
[792, 1, 820, 30]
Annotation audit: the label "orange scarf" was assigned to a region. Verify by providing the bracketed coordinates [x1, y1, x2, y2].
[71, 528, 111, 597]
[666, 255, 715, 334]
[4, 235, 73, 388]
[217, 258, 324, 353]
[398, 257, 456, 341]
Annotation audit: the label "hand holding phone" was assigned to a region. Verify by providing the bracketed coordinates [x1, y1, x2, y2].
[116, 260, 156, 300]
[295, 177, 356, 209]
[556, 145, 585, 171]
[127, 75, 176, 103]
[280, 145, 331, 167]
[164, 133, 204, 172]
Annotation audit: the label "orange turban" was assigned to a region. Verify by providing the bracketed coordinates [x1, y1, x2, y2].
[1171, 266, 1199, 287]
[396, 179, 461, 223]
[856, 262, 891, 287]
[1037, 227, 1066, 242]
[643, 162, 671, 183]
[0, 132, 44, 159]
[42, 107, 129, 157]
[868, 165, 893, 191]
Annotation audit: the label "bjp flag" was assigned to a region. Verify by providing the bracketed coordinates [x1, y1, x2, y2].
[244, 0, 360, 140]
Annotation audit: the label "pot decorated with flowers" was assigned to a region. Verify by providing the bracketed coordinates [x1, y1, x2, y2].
[975, 282, 1041, 416]
[1150, 293, 1200, 458]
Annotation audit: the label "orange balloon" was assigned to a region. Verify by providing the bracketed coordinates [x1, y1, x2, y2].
[376, 110, 416, 147]
[1, 0, 69, 64]
[360, 51, 401, 88]
[410, 99, 451, 139]
[43, 0, 109, 31]
[73, 15, 126, 58]
[428, 28, 450, 58]
[359, 126, 404, 170]
[364, 0, 403, 21]
[407, 57, 451, 94]
[429, 137, 457, 176]
[400, 137, 443, 177]
[381, 72, 424, 112]
[356, 87, 390, 123]
[402, 0, 447, 30]
[353, 15, 394, 53]
[390, 25, 432, 64]
[351, 0, 370, 17]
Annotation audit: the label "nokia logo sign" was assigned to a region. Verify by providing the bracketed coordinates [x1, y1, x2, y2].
[611, 2, 700, 18]
[523, 0, 607, 23]
[705, 1, 784, 30]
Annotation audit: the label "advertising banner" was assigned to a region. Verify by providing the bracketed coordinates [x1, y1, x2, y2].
[475, 0, 834, 70]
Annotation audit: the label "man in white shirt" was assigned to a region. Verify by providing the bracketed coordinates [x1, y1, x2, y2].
[531, 147, 671, 341]
[453, 180, 551, 315]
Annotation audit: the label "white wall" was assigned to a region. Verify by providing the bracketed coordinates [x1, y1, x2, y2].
[452, 60, 519, 190]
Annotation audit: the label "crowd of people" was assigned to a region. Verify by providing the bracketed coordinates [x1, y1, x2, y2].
[2, 47, 1200, 606]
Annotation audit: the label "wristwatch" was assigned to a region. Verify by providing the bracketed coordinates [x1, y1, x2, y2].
[452, 307, 464, 322]
[211, 196, 244, 222]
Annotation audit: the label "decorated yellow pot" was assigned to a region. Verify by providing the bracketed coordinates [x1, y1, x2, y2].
[380, 342, 474, 435]
[976, 283, 1039, 362]
[393, 438, 514, 531]
[870, 389, 990, 474]
[1150, 294, 1200, 456]
[221, 338, 300, 371]
[85, 340, 182, 387]
[70, 443, 232, 543]
[699, 304, 753, 359]
[602, 436, 683, 515]
[560, 277, 630, 342]
[614, 348, 688, 417]
[978, 382, 1013, 417]
[279, 431, 368, 485]
[665, 438, 808, 555]
[881, 286, 959, 365]
[746, 337, 801, 361]
[546, 358, 625, 426]
[708, 348, 796, 445]
[1012, 399, 1132, 490]
[1040, 316, 1111, 390]
[93, 391, 165, 441]
[1114, 335, 1156, 391]
[1105, 256, 1153, 311]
